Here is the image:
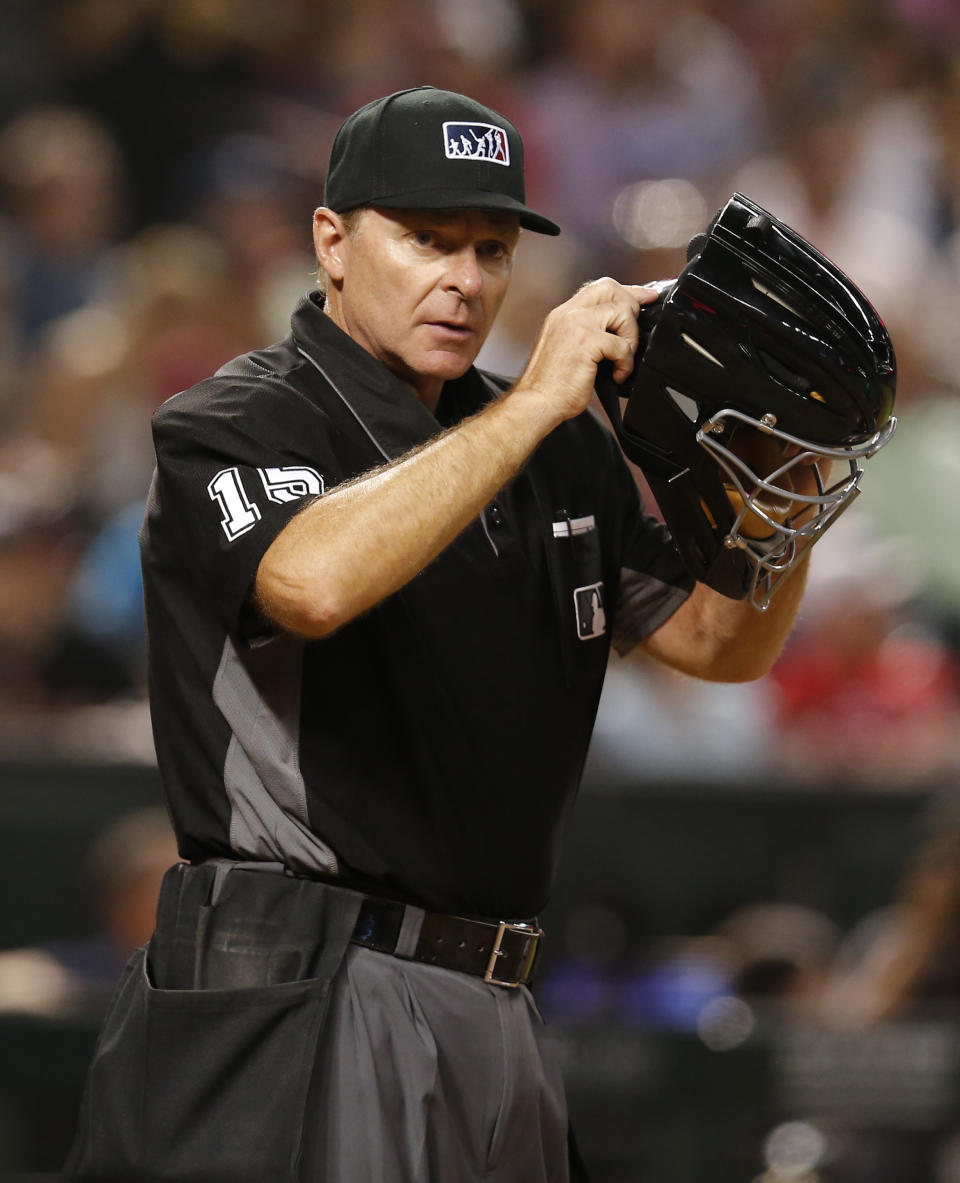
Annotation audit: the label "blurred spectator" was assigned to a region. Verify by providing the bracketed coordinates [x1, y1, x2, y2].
[824, 793, 960, 1026]
[0, 216, 259, 737]
[0, 0, 956, 765]
[42, 499, 147, 705]
[182, 132, 318, 341]
[539, 897, 841, 1030]
[519, 0, 764, 261]
[726, 18, 945, 390]
[0, 806, 177, 1020]
[586, 649, 775, 784]
[99, 221, 260, 412]
[0, 0, 54, 124]
[0, 106, 125, 350]
[0, 519, 84, 722]
[14, 221, 256, 524]
[702, 0, 855, 106]
[857, 394, 960, 631]
[716, 902, 841, 1020]
[767, 514, 960, 785]
[49, 0, 262, 226]
[809, 793, 960, 1183]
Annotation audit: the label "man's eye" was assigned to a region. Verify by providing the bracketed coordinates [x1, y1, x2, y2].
[480, 242, 508, 260]
[414, 232, 436, 247]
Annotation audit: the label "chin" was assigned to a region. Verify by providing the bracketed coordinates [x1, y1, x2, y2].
[419, 352, 477, 382]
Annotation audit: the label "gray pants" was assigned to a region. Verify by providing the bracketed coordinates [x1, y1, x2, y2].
[306, 945, 569, 1181]
[66, 863, 569, 1182]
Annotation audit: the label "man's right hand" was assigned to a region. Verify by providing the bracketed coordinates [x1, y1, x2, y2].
[509, 278, 662, 427]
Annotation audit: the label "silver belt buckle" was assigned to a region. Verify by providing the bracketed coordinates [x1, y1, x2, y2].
[484, 921, 542, 988]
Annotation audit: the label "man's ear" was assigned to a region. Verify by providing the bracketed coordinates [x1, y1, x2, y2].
[313, 207, 350, 285]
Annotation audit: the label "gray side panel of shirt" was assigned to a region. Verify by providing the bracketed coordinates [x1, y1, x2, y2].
[212, 633, 340, 876]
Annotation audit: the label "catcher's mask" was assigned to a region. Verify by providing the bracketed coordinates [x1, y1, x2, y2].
[596, 192, 897, 610]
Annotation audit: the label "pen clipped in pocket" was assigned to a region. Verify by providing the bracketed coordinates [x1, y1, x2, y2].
[547, 513, 609, 689]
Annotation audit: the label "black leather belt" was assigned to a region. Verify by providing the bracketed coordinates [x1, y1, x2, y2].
[351, 896, 543, 988]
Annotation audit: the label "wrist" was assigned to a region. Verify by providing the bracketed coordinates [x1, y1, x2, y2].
[496, 381, 568, 441]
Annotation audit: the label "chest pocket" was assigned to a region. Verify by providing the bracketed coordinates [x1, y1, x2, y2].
[547, 512, 611, 689]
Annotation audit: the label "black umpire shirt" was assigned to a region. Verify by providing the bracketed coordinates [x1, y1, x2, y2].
[141, 292, 693, 920]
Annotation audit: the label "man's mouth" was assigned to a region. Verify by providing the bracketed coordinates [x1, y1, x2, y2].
[427, 321, 473, 335]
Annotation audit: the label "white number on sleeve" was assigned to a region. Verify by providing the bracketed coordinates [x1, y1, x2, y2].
[208, 468, 262, 541]
[207, 465, 324, 541]
[259, 466, 325, 504]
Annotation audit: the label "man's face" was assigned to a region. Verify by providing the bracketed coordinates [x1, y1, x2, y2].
[328, 207, 520, 407]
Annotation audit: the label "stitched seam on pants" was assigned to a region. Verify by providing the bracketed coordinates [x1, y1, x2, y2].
[483, 988, 513, 1173]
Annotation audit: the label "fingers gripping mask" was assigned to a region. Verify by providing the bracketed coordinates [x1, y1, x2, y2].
[595, 193, 897, 610]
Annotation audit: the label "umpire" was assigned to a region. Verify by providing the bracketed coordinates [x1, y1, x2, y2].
[66, 86, 810, 1182]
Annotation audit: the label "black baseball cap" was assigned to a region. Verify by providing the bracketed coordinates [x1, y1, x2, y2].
[323, 85, 561, 236]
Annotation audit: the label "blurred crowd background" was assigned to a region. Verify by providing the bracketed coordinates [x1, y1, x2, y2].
[3, 0, 960, 1180]
[1, 0, 960, 779]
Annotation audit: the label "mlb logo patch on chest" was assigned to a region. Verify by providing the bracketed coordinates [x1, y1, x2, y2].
[574, 582, 606, 640]
[443, 122, 510, 165]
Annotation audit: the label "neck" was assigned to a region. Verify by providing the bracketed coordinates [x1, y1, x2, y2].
[322, 292, 445, 413]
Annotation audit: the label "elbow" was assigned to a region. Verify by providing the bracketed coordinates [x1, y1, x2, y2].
[664, 647, 770, 684]
[651, 626, 782, 684]
[254, 563, 349, 640]
[692, 625, 791, 682]
[284, 598, 347, 640]
[687, 624, 785, 683]
[652, 582, 794, 683]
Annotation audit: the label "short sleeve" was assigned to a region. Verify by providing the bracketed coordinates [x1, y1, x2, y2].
[145, 376, 342, 637]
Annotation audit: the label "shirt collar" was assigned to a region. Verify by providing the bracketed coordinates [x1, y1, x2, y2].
[290, 291, 494, 463]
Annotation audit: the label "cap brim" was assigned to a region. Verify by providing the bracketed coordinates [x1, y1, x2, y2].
[369, 189, 561, 236]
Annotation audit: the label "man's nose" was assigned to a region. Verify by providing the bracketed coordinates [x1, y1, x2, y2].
[446, 249, 483, 298]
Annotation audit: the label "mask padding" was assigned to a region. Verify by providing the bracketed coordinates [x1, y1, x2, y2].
[686, 232, 708, 262]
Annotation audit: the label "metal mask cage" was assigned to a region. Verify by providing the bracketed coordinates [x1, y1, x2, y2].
[696, 407, 897, 609]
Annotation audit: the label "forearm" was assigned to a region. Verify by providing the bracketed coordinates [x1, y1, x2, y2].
[256, 277, 659, 638]
[642, 556, 809, 682]
[255, 387, 558, 637]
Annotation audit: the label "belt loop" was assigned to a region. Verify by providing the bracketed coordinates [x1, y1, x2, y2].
[395, 905, 426, 958]
[210, 862, 232, 907]
[201, 859, 289, 906]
